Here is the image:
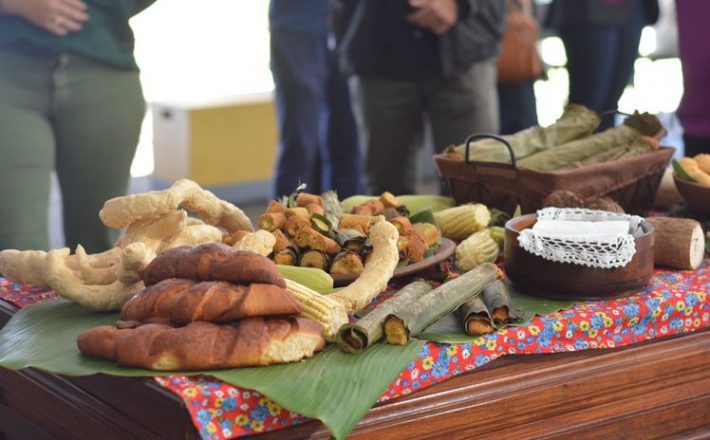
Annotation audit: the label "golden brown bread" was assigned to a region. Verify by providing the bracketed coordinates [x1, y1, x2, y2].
[143, 243, 285, 287]
[77, 318, 325, 370]
[120, 278, 303, 325]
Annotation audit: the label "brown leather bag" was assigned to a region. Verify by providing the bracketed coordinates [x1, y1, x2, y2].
[496, 0, 543, 84]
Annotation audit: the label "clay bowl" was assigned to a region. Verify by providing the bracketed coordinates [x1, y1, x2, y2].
[673, 174, 710, 217]
[504, 214, 655, 300]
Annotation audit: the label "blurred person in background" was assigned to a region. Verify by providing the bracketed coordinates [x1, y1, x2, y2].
[0, 0, 154, 252]
[269, 0, 362, 199]
[548, 0, 659, 129]
[497, 0, 540, 134]
[336, 0, 506, 195]
[675, 0, 710, 156]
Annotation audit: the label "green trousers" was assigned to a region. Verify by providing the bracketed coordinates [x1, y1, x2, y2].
[0, 49, 144, 253]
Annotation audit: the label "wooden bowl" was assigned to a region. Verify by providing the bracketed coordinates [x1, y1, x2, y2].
[504, 214, 655, 300]
[673, 174, 710, 217]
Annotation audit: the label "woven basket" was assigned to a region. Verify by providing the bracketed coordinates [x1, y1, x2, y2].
[434, 134, 675, 215]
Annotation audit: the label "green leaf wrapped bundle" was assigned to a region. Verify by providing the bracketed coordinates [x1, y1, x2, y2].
[482, 280, 519, 325]
[518, 113, 665, 171]
[451, 104, 600, 163]
[456, 295, 495, 336]
[571, 135, 660, 169]
[336, 280, 433, 354]
[384, 263, 501, 345]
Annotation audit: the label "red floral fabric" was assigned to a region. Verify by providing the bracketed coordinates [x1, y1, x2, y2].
[1, 259, 708, 439]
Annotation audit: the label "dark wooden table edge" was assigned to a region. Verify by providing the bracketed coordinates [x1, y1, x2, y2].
[2, 299, 709, 439]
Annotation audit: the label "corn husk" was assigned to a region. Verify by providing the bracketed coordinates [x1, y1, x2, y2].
[451, 104, 600, 163]
[518, 113, 665, 171]
[569, 136, 660, 169]
[482, 280, 518, 324]
[337, 280, 433, 354]
[456, 295, 495, 336]
[384, 263, 500, 345]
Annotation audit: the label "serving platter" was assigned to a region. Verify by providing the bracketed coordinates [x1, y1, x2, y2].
[330, 238, 456, 287]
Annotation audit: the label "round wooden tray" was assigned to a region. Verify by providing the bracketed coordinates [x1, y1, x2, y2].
[504, 214, 655, 300]
[331, 238, 456, 287]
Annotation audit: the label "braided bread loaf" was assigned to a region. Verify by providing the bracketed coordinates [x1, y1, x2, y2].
[77, 318, 324, 370]
[121, 278, 302, 325]
[143, 243, 285, 287]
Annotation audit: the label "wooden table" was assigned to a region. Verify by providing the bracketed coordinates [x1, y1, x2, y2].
[1, 299, 708, 440]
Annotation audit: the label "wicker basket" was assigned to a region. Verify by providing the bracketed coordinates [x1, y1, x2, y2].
[434, 134, 675, 215]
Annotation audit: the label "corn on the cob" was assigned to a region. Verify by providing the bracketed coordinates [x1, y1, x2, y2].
[433, 204, 490, 241]
[455, 230, 500, 272]
[285, 279, 348, 342]
[278, 265, 333, 293]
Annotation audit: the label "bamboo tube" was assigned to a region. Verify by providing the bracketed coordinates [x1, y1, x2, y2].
[336, 280, 433, 354]
[384, 263, 501, 345]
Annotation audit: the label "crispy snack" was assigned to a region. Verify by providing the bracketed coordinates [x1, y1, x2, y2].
[330, 218, 400, 313]
[0, 179, 259, 311]
[271, 229, 294, 253]
[100, 179, 253, 233]
[118, 210, 224, 255]
[0, 244, 151, 311]
[223, 230, 251, 246]
[233, 230, 277, 256]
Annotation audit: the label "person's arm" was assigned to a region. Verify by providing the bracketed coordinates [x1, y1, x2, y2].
[0, 0, 88, 36]
[407, 0, 460, 36]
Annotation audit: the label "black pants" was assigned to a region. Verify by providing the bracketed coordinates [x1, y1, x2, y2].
[270, 29, 362, 199]
[350, 59, 499, 195]
[559, 0, 644, 129]
[683, 134, 710, 157]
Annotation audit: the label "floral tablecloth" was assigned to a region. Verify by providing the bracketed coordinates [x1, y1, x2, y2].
[1, 259, 708, 439]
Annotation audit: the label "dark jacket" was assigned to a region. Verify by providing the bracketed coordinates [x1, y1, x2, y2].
[546, 0, 660, 28]
[334, 0, 506, 80]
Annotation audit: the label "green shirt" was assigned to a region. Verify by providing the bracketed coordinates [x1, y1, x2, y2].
[0, 0, 156, 70]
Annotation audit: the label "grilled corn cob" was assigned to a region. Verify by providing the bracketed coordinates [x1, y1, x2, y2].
[455, 229, 500, 272]
[433, 204, 490, 241]
[285, 279, 348, 341]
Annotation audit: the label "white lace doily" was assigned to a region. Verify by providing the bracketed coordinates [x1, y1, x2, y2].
[518, 208, 645, 269]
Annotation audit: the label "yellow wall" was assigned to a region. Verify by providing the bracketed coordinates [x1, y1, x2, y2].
[152, 94, 278, 188]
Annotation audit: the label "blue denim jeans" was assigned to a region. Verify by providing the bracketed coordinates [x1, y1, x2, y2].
[270, 29, 362, 199]
[559, 0, 645, 129]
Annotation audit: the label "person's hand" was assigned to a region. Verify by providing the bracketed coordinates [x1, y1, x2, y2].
[407, 0, 459, 36]
[0, 0, 88, 36]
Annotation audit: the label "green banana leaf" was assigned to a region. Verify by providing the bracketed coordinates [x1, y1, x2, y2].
[418, 281, 576, 344]
[341, 195, 455, 214]
[0, 299, 424, 439]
